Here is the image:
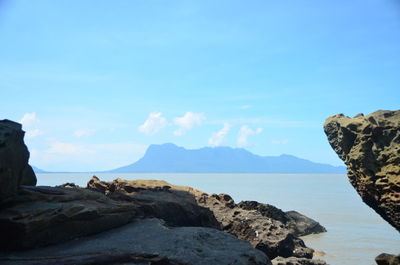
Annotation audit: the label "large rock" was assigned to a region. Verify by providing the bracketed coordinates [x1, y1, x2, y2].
[0, 218, 271, 265]
[0, 185, 137, 250]
[87, 177, 326, 260]
[375, 253, 400, 265]
[324, 110, 400, 232]
[0, 120, 36, 200]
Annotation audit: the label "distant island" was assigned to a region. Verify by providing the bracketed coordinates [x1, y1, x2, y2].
[32, 143, 345, 174]
[104, 143, 345, 174]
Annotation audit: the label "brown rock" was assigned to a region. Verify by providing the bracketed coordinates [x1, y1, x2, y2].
[272, 256, 328, 265]
[324, 110, 400, 232]
[375, 253, 400, 265]
[0, 120, 36, 200]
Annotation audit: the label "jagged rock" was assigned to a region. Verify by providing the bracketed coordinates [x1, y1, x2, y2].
[324, 110, 400, 232]
[0, 185, 137, 250]
[375, 253, 400, 265]
[198, 195, 314, 260]
[87, 176, 219, 228]
[0, 218, 271, 265]
[0, 120, 36, 200]
[88, 177, 326, 260]
[272, 256, 328, 265]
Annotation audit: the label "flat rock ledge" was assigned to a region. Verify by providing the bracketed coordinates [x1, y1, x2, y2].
[324, 110, 400, 232]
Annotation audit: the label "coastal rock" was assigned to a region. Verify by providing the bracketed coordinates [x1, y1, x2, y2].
[324, 110, 400, 232]
[0, 218, 271, 265]
[87, 176, 219, 228]
[88, 177, 326, 260]
[375, 253, 400, 265]
[272, 256, 328, 265]
[0, 120, 36, 200]
[0, 185, 137, 250]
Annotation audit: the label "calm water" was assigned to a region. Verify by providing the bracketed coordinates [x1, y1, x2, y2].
[37, 173, 399, 265]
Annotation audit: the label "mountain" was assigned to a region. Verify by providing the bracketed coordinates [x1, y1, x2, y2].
[109, 143, 346, 173]
[31, 165, 48, 173]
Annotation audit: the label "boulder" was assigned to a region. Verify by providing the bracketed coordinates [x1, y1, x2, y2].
[0, 218, 271, 265]
[324, 110, 400, 232]
[0, 120, 36, 200]
[375, 253, 400, 265]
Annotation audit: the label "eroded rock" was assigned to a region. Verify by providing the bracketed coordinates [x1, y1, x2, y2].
[324, 110, 400, 232]
[0, 218, 271, 265]
[0, 120, 36, 200]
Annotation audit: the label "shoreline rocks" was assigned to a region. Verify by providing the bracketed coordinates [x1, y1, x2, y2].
[0, 120, 36, 200]
[324, 110, 400, 232]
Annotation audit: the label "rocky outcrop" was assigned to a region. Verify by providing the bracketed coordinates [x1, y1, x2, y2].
[375, 253, 400, 265]
[1, 218, 270, 265]
[324, 110, 400, 232]
[0, 120, 36, 200]
[88, 177, 327, 261]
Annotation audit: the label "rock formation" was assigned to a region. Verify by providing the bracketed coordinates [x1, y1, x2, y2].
[324, 110, 400, 232]
[87, 177, 327, 263]
[0, 120, 36, 200]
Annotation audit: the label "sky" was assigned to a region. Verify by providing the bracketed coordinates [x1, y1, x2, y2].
[1, 0, 399, 171]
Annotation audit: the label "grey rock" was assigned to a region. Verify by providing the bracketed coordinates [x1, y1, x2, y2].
[0, 218, 271, 265]
[272, 256, 328, 265]
[0, 120, 36, 200]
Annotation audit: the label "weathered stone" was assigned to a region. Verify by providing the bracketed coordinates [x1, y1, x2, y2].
[0, 185, 137, 250]
[375, 253, 400, 265]
[0, 120, 36, 200]
[0, 218, 271, 265]
[324, 110, 400, 232]
[88, 177, 325, 261]
[272, 256, 328, 265]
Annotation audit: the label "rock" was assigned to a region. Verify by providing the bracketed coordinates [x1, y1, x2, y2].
[87, 176, 220, 228]
[0, 218, 272, 265]
[324, 110, 400, 232]
[285, 211, 327, 236]
[0, 185, 137, 250]
[0, 120, 36, 200]
[87, 177, 325, 261]
[375, 253, 400, 265]
[272, 256, 328, 265]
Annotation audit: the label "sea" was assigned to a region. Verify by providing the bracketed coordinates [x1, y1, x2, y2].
[36, 173, 400, 265]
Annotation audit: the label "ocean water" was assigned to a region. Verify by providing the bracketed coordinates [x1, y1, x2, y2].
[36, 173, 399, 265]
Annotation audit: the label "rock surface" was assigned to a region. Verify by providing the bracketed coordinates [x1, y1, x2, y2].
[88, 177, 327, 260]
[0, 218, 271, 265]
[324, 110, 400, 232]
[0, 120, 36, 200]
[272, 256, 328, 265]
[375, 253, 400, 265]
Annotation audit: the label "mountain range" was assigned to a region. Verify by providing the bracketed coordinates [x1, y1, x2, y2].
[107, 143, 345, 173]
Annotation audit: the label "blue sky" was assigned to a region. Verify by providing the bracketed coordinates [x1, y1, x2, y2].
[1, 0, 399, 171]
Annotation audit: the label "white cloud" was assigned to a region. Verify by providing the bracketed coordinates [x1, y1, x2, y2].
[138, 112, 168, 135]
[74, 128, 96, 138]
[20, 112, 42, 139]
[26, 129, 43, 139]
[271, 139, 289, 145]
[237, 125, 263, 147]
[47, 140, 95, 155]
[173, 112, 205, 136]
[208, 123, 230, 147]
[30, 141, 148, 172]
[20, 112, 39, 128]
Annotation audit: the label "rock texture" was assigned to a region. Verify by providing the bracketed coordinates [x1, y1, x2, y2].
[0, 218, 271, 265]
[0, 120, 36, 200]
[272, 256, 328, 265]
[324, 110, 400, 232]
[88, 177, 327, 261]
[375, 253, 400, 265]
